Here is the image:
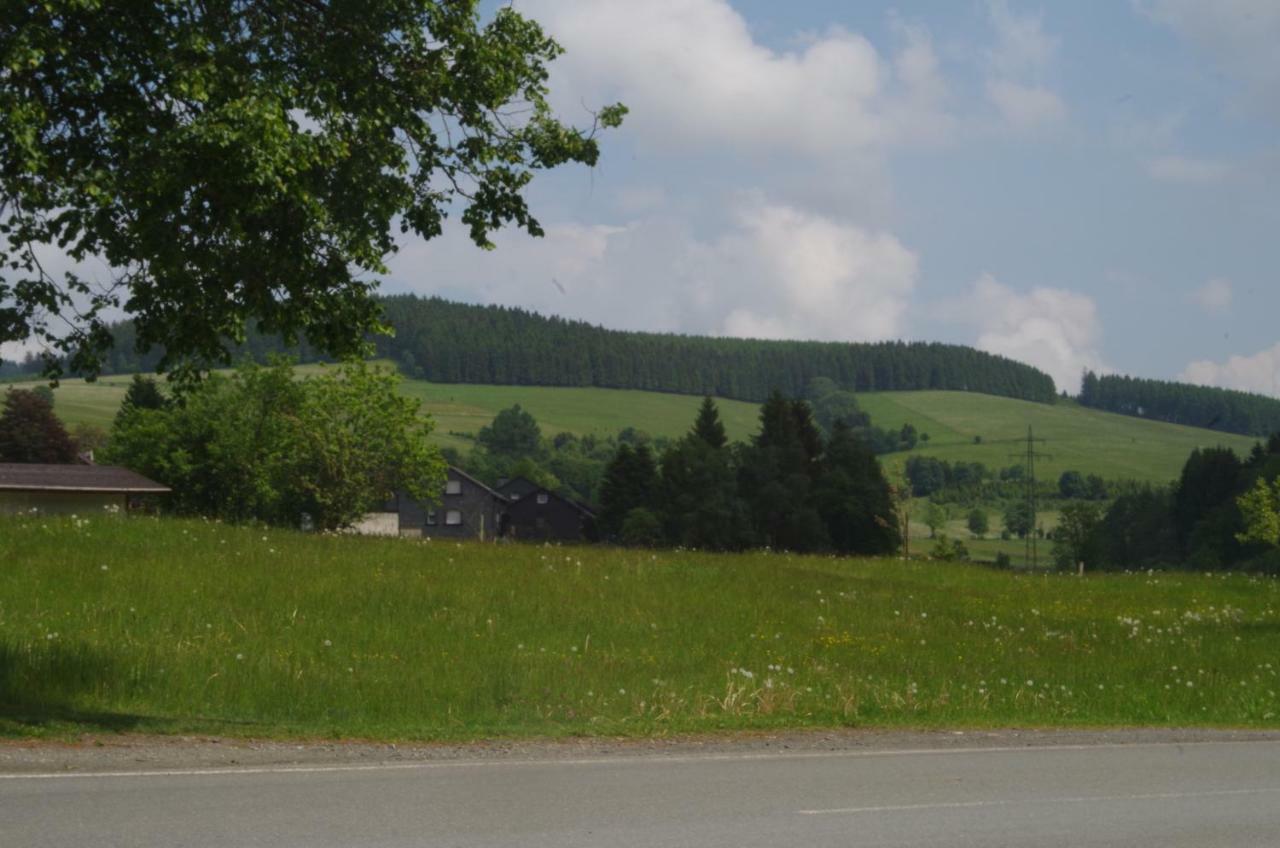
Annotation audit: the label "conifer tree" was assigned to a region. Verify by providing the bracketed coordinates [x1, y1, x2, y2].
[812, 421, 899, 555]
[692, 396, 728, 449]
[598, 443, 659, 541]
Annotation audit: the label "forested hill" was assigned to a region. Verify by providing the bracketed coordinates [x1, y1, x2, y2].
[372, 296, 1058, 403]
[3, 295, 1058, 405]
[1079, 371, 1280, 437]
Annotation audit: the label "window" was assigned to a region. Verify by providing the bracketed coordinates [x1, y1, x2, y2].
[536, 493, 549, 504]
[425, 509, 437, 526]
[445, 510, 462, 525]
[445, 479, 462, 495]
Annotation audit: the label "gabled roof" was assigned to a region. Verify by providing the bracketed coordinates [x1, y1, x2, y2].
[0, 463, 170, 494]
[446, 465, 510, 502]
[495, 476, 540, 498]
[505, 481, 596, 518]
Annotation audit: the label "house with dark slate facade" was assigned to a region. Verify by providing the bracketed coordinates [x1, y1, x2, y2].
[383, 468, 595, 543]
[496, 477, 596, 543]
[393, 466, 508, 541]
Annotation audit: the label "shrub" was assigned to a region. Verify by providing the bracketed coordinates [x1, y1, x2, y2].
[620, 507, 663, 547]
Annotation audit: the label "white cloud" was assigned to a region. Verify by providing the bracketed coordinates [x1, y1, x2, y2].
[1190, 278, 1233, 313]
[985, 80, 1067, 130]
[1145, 154, 1232, 184]
[716, 202, 918, 341]
[519, 0, 954, 156]
[951, 274, 1108, 394]
[982, 1, 1066, 131]
[385, 196, 918, 344]
[1139, 0, 1280, 111]
[985, 0, 1058, 77]
[1182, 342, 1280, 397]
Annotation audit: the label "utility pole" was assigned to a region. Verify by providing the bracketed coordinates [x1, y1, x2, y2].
[1010, 426, 1051, 569]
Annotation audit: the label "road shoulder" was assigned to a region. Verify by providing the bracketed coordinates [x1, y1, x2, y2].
[3, 727, 1279, 775]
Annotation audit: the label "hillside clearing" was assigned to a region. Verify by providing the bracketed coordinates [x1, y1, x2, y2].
[7, 372, 1257, 482]
[1, 516, 1276, 741]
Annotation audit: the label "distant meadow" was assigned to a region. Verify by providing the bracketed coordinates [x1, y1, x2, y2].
[1, 514, 1277, 741]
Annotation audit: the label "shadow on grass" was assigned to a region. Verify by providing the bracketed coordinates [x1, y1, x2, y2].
[0, 641, 163, 734]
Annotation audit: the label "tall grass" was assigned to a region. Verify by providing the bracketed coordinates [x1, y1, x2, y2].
[1, 514, 1277, 741]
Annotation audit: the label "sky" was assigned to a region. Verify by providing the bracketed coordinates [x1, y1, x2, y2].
[5, 2, 1276, 397]
[379, 0, 1280, 396]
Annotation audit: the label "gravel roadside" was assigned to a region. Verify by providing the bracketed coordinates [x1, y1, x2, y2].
[3, 727, 1278, 775]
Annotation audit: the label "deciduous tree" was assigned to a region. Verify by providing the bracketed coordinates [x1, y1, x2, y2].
[0, 388, 77, 462]
[1, 2, 624, 378]
[106, 360, 442, 528]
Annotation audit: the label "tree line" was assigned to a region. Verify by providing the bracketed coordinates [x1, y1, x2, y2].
[590, 394, 901, 555]
[3, 295, 1060, 405]
[1049, 434, 1280, 573]
[1080, 371, 1280, 437]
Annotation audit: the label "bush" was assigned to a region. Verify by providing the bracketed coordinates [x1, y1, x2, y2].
[994, 551, 1012, 569]
[930, 534, 969, 562]
[106, 359, 444, 529]
[620, 507, 663, 547]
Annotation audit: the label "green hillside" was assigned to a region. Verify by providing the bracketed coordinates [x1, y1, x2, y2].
[8, 371, 1258, 483]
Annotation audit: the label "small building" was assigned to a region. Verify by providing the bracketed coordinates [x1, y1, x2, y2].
[497, 477, 596, 542]
[0, 463, 170, 515]
[395, 466, 508, 541]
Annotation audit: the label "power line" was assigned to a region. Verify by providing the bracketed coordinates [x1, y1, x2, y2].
[1009, 426, 1051, 569]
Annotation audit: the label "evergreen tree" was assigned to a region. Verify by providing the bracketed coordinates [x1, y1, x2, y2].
[739, 391, 829, 552]
[597, 443, 659, 541]
[812, 422, 899, 555]
[114, 375, 167, 428]
[660, 413, 752, 551]
[1173, 447, 1243, 562]
[691, 396, 728, 449]
[0, 388, 78, 463]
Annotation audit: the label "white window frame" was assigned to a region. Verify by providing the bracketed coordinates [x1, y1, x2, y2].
[445, 479, 462, 495]
[445, 510, 463, 526]
[425, 509, 437, 526]
[536, 492, 549, 505]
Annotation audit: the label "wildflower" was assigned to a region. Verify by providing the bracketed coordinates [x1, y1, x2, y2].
[323, 639, 332, 647]
[100, 564, 108, 571]
[236, 653, 244, 661]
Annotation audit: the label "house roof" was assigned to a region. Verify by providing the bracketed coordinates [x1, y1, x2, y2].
[0, 463, 171, 494]
[447, 465, 510, 502]
[505, 480, 596, 518]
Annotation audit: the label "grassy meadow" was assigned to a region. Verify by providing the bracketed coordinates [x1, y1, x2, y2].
[7, 369, 1257, 481]
[1, 514, 1276, 741]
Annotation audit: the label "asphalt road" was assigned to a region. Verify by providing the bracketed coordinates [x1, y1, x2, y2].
[3, 740, 1278, 847]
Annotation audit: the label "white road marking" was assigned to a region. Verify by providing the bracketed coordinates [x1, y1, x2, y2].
[0, 739, 1276, 782]
[798, 787, 1280, 816]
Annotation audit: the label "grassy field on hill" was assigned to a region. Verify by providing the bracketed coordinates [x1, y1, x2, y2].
[7, 370, 1258, 482]
[1, 515, 1277, 741]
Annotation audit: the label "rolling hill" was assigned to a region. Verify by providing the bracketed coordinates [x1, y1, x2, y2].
[9, 369, 1258, 484]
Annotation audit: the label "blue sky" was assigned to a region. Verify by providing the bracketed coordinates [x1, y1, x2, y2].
[380, 0, 1280, 395]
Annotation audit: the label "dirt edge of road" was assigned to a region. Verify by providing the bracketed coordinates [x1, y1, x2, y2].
[3, 727, 1279, 775]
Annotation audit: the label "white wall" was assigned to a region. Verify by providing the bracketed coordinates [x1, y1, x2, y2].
[350, 511, 401, 537]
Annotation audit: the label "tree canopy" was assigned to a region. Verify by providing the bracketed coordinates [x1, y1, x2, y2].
[1, 2, 623, 378]
[106, 359, 443, 529]
[0, 388, 77, 462]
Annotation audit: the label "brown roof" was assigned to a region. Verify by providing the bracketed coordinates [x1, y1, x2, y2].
[0, 463, 170, 494]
